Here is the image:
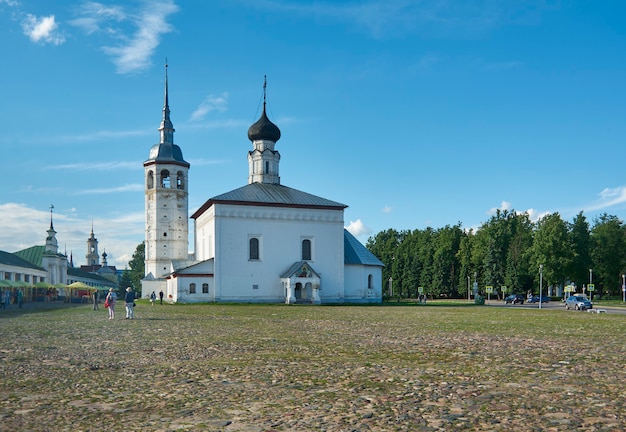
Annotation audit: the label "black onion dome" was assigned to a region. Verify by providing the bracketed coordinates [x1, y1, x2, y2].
[247, 106, 281, 142]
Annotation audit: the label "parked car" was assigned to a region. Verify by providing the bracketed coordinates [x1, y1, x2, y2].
[528, 295, 550, 303]
[504, 294, 524, 304]
[565, 295, 592, 311]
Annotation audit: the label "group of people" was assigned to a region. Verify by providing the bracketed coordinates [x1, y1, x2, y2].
[101, 288, 165, 320]
[0, 289, 23, 309]
[103, 287, 136, 319]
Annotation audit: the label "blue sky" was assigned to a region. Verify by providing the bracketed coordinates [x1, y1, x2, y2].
[1, 0, 626, 269]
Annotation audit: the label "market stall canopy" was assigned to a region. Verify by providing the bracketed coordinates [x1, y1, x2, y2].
[66, 282, 94, 290]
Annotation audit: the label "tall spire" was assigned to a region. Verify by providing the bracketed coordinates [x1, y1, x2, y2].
[159, 59, 175, 144]
[49, 204, 54, 230]
[263, 74, 267, 109]
[45, 204, 58, 253]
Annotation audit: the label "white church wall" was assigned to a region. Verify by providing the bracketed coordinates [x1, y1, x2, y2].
[194, 207, 215, 261]
[211, 203, 345, 303]
[344, 264, 383, 303]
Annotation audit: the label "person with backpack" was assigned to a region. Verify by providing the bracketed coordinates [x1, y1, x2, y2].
[105, 288, 117, 320]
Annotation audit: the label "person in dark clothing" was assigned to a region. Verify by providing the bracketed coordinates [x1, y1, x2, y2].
[125, 287, 135, 319]
[159, 290, 164, 305]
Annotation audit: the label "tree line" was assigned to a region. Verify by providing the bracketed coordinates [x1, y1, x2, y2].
[366, 210, 626, 299]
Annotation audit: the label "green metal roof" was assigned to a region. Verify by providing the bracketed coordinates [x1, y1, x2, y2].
[67, 267, 118, 286]
[0, 249, 46, 271]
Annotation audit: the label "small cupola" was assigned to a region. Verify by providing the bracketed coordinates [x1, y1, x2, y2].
[247, 77, 282, 185]
[247, 106, 281, 143]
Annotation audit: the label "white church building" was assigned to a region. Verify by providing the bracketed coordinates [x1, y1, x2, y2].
[141, 71, 383, 304]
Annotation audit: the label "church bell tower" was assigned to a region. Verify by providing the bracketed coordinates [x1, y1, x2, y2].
[86, 224, 99, 266]
[143, 64, 190, 281]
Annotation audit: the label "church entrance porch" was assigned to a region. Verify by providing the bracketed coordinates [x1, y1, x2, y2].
[281, 261, 321, 305]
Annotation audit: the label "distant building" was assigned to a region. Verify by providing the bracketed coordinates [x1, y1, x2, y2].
[0, 250, 47, 286]
[141, 70, 383, 303]
[1, 211, 118, 294]
[79, 226, 118, 284]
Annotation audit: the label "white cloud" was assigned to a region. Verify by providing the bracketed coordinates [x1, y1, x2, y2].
[190, 93, 229, 122]
[47, 161, 139, 171]
[585, 186, 626, 212]
[102, 0, 179, 74]
[345, 219, 371, 237]
[74, 184, 143, 195]
[382, 205, 392, 214]
[525, 208, 550, 223]
[70, 1, 126, 35]
[487, 200, 512, 215]
[21, 14, 65, 45]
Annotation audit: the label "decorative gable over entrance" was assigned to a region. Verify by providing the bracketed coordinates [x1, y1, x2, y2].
[280, 261, 321, 304]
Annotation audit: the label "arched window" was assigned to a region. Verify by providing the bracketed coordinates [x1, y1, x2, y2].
[368, 274, 373, 289]
[189, 283, 196, 294]
[202, 283, 209, 293]
[302, 239, 311, 261]
[249, 238, 259, 260]
[176, 171, 184, 189]
[147, 171, 154, 189]
[160, 170, 170, 188]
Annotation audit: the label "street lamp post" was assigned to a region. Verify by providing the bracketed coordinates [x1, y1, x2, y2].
[622, 274, 625, 303]
[539, 264, 543, 310]
[587, 269, 593, 301]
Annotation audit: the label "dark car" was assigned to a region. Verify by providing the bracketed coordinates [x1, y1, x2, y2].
[504, 294, 524, 304]
[528, 295, 550, 303]
[565, 295, 592, 311]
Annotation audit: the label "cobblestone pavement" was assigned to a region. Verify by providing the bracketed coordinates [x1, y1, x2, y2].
[1, 302, 625, 431]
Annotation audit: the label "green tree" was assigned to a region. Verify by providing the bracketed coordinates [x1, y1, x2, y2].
[530, 212, 572, 293]
[456, 229, 474, 299]
[431, 224, 463, 298]
[118, 267, 134, 296]
[569, 212, 591, 288]
[127, 242, 145, 292]
[590, 214, 626, 297]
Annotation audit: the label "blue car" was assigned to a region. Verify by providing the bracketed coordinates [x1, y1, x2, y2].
[528, 295, 550, 303]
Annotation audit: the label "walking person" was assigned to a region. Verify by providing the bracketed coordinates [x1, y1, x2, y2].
[105, 288, 117, 320]
[159, 290, 164, 305]
[125, 287, 135, 320]
[150, 291, 156, 306]
[92, 290, 99, 310]
[4, 289, 11, 308]
[17, 289, 23, 309]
